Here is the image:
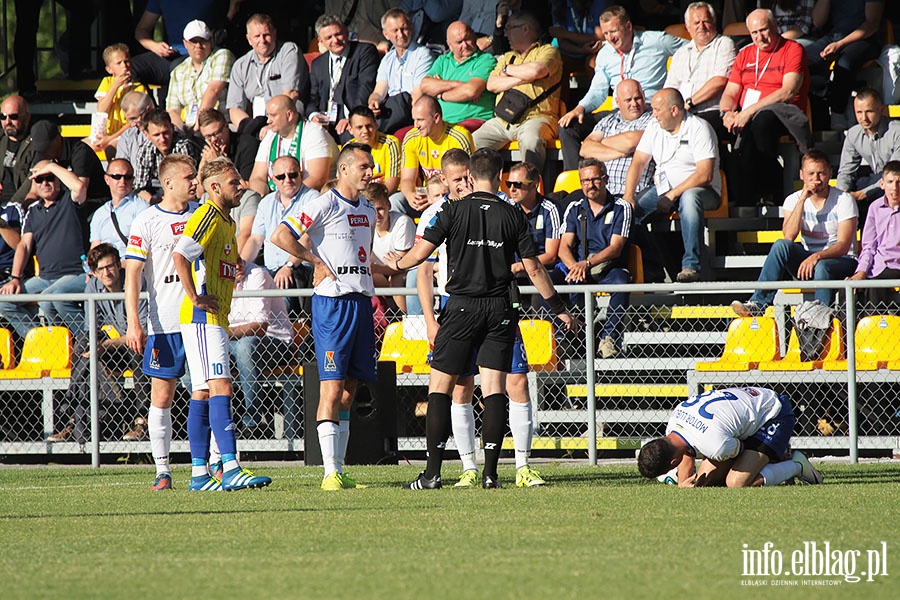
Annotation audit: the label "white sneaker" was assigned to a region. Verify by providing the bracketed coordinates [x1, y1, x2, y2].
[791, 450, 823, 484]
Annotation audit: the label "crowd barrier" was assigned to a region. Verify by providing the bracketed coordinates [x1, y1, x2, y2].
[1, 279, 899, 468]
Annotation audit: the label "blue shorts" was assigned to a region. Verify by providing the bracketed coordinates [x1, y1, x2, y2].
[437, 296, 528, 377]
[142, 332, 186, 379]
[745, 394, 795, 461]
[312, 293, 377, 382]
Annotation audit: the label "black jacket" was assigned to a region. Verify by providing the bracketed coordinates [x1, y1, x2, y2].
[306, 41, 381, 120]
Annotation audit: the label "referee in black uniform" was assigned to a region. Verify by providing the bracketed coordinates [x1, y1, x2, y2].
[395, 149, 579, 489]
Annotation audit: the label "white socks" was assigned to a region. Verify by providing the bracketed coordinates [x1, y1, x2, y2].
[760, 460, 802, 486]
[451, 403, 477, 472]
[318, 421, 341, 476]
[336, 419, 350, 472]
[148, 405, 171, 475]
[509, 400, 533, 470]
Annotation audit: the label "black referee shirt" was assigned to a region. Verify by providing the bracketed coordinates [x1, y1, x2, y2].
[422, 191, 539, 297]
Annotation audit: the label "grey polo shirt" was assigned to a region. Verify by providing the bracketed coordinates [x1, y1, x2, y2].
[836, 120, 900, 196]
[226, 42, 306, 117]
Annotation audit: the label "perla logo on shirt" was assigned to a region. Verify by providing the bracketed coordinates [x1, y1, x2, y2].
[170, 221, 186, 235]
[347, 214, 370, 227]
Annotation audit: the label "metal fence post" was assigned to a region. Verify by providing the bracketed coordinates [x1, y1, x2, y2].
[844, 283, 859, 464]
[584, 289, 596, 465]
[87, 298, 100, 468]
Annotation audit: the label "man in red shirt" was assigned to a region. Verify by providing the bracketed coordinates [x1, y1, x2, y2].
[719, 8, 809, 207]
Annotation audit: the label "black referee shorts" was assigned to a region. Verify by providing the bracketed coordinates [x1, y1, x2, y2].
[431, 295, 519, 375]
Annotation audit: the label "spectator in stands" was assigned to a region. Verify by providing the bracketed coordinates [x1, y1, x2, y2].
[368, 182, 416, 314]
[306, 15, 381, 144]
[507, 162, 562, 284]
[719, 8, 811, 207]
[557, 5, 687, 171]
[549, 0, 605, 73]
[0, 160, 88, 339]
[665, 2, 737, 138]
[835, 88, 900, 215]
[325, 0, 394, 50]
[46, 244, 147, 444]
[195, 108, 261, 253]
[13, 121, 107, 209]
[0, 182, 23, 285]
[89, 159, 150, 257]
[473, 11, 563, 172]
[92, 44, 150, 154]
[229, 259, 296, 434]
[249, 95, 336, 196]
[166, 20, 234, 134]
[133, 108, 201, 202]
[241, 156, 319, 317]
[399, 95, 474, 217]
[806, 0, 884, 130]
[115, 92, 154, 166]
[420, 21, 498, 131]
[759, 0, 815, 42]
[488, 0, 554, 55]
[346, 107, 402, 196]
[227, 13, 309, 135]
[731, 150, 858, 316]
[369, 8, 435, 134]
[580, 79, 655, 199]
[625, 88, 721, 284]
[557, 158, 632, 358]
[848, 161, 900, 308]
[0, 95, 34, 205]
[132, 1, 221, 92]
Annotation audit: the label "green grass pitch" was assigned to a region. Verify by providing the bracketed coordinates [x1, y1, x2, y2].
[1, 462, 899, 598]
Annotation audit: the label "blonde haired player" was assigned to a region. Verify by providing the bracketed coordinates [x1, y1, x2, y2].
[173, 157, 272, 491]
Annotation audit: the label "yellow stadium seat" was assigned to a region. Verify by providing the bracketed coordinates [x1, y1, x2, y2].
[0, 326, 72, 379]
[824, 315, 900, 371]
[665, 23, 691, 40]
[553, 170, 581, 194]
[379, 321, 431, 373]
[670, 169, 729, 221]
[507, 139, 563, 151]
[519, 319, 557, 372]
[758, 319, 843, 371]
[0, 328, 14, 369]
[695, 317, 779, 371]
[626, 244, 643, 285]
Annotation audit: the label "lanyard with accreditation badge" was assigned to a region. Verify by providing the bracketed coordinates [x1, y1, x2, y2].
[743, 39, 781, 109]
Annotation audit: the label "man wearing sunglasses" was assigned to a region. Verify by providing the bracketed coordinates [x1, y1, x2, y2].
[241, 155, 318, 318]
[0, 160, 89, 339]
[89, 159, 150, 257]
[0, 95, 33, 206]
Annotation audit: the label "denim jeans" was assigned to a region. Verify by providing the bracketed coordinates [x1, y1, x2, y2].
[230, 335, 296, 430]
[634, 185, 720, 272]
[749, 239, 859, 307]
[0, 274, 86, 338]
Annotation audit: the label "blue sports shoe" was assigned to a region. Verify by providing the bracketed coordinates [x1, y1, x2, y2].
[221, 466, 272, 491]
[190, 474, 223, 492]
[209, 460, 223, 481]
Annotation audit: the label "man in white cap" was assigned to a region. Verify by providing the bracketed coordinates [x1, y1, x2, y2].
[166, 20, 235, 134]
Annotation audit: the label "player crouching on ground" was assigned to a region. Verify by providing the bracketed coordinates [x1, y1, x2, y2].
[638, 386, 823, 487]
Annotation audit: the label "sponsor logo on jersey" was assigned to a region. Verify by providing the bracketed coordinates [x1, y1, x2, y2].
[300, 213, 313, 228]
[347, 214, 370, 227]
[324, 351, 336, 371]
[223, 243, 232, 256]
[335, 265, 371, 275]
[219, 260, 236, 281]
[128, 235, 143, 248]
[149, 348, 160, 369]
[422, 167, 441, 179]
[357, 246, 367, 263]
[171, 221, 187, 235]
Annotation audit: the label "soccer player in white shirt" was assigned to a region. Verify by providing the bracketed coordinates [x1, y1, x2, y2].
[271, 142, 377, 491]
[125, 154, 198, 491]
[638, 386, 823, 487]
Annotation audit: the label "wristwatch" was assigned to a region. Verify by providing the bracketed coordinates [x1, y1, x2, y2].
[501, 64, 509, 75]
[283, 260, 295, 269]
[686, 98, 695, 110]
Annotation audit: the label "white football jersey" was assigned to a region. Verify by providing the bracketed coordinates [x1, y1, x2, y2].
[281, 189, 375, 297]
[416, 196, 448, 295]
[125, 202, 199, 334]
[665, 387, 784, 462]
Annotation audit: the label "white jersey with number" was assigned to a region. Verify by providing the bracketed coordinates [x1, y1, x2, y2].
[416, 196, 448, 295]
[125, 202, 199, 335]
[665, 386, 784, 462]
[281, 189, 375, 297]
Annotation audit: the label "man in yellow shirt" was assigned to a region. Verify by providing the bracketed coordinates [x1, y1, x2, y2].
[399, 95, 473, 216]
[346, 106, 401, 195]
[173, 156, 272, 492]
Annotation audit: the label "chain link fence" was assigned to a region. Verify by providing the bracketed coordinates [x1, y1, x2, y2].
[0, 280, 898, 465]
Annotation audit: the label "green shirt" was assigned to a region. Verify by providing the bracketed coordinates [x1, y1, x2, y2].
[427, 50, 497, 123]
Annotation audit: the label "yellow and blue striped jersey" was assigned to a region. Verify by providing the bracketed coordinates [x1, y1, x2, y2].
[173, 202, 237, 328]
